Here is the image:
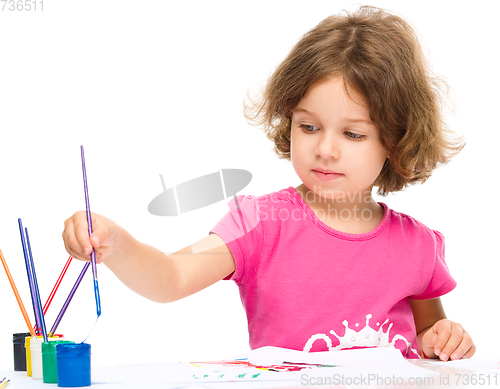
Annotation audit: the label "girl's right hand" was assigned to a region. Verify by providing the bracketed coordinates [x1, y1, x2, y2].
[62, 211, 122, 264]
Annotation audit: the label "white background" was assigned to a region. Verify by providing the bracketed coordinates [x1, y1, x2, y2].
[0, 0, 499, 370]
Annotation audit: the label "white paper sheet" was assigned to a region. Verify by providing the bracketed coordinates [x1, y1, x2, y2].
[423, 358, 500, 374]
[103, 346, 438, 388]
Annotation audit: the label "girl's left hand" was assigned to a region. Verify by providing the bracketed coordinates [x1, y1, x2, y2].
[421, 319, 475, 361]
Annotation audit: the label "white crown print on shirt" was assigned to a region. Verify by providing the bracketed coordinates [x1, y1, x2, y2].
[303, 314, 419, 358]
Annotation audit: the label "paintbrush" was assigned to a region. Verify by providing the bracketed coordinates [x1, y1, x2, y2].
[25, 228, 48, 343]
[0, 249, 36, 336]
[80, 146, 101, 317]
[49, 262, 90, 335]
[18, 219, 41, 334]
[42, 256, 72, 316]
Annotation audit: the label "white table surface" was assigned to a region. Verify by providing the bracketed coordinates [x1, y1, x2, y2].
[2, 359, 500, 389]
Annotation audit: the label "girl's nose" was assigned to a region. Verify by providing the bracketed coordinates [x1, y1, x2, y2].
[315, 133, 340, 159]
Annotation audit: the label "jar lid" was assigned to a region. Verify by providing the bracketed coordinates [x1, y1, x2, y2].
[55, 343, 91, 356]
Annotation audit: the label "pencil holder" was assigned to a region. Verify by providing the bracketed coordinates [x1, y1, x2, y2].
[13, 332, 30, 371]
[56, 343, 91, 387]
[42, 340, 74, 384]
[30, 336, 44, 379]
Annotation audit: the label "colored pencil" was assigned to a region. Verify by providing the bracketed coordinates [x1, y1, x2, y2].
[0, 249, 36, 336]
[80, 146, 101, 317]
[25, 228, 48, 343]
[18, 218, 41, 334]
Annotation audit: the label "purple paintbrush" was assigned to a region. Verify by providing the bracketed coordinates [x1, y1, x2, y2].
[80, 145, 101, 317]
[25, 227, 48, 343]
[49, 262, 90, 335]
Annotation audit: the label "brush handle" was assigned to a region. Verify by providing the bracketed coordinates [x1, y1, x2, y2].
[50, 262, 90, 335]
[80, 146, 101, 317]
[42, 256, 72, 316]
[18, 219, 41, 334]
[0, 248, 36, 336]
[25, 228, 48, 343]
[80, 146, 97, 280]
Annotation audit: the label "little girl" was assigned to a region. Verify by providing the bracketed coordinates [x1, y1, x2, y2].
[63, 6, 475, 360]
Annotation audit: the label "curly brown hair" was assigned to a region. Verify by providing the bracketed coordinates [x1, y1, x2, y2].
[245, 6, 464, 196]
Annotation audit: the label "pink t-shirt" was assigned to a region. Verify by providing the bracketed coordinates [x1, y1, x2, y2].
[209, 187, 456, 359]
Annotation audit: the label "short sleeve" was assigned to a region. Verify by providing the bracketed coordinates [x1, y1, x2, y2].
[209, 195, 264, 286]
[410, 230, 457, 300]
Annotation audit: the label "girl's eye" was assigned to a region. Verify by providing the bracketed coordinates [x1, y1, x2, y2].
[299, 124, 319, 132]
[344, 131, 365, 140]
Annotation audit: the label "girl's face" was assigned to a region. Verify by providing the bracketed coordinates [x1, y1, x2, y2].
[290, 76, 389, 201]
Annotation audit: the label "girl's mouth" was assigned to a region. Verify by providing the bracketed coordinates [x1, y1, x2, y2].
[313, 170, 344, 181]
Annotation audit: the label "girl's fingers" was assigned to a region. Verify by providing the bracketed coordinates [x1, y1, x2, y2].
[63, 211, 94, 259]
[449, 331, 474, 360]
[423, 320, 475, 361]
[75, 222, 93, 255]
[432, 320, 452, 359]
[63, 211, 113, 264]
[463, 342, 476, 359]
[62, 235, 90, 262]
[437, 323, 465, 361]
[89, 221, 108, 250]
[62, 223, 84, 260]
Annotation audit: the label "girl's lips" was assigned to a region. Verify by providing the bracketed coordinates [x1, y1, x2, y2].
[313, 170, 344, 181]
[313, 167, 339, 174]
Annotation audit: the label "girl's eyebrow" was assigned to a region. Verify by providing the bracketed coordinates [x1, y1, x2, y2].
[293, 107, 312, 114]
[293, 107, 374, 125]
[293, 107, 316, 116]
[345, 118, 374, 124]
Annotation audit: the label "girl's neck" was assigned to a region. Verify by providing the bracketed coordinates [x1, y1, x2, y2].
[294, 183, 385, 234]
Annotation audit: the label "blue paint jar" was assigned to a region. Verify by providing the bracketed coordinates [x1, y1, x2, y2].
[55, 343, 91, 387]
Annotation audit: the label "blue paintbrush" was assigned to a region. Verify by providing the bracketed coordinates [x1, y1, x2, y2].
[25, 227, 48, 343]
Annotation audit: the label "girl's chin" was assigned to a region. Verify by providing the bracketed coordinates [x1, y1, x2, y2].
[300, 182, 373, 202]
[299, 184, 341, 201]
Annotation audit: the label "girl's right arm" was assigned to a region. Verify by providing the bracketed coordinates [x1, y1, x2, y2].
[62, 211, 236, 303]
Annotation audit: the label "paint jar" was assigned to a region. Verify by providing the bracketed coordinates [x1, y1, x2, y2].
[42, 340, 74, 384]
[56, 343, 91, 387]
[30, 336, 44, 380]
[13, 332, 30, 371]
[25, 336, 33, 376]
[26, 335, 61, 377]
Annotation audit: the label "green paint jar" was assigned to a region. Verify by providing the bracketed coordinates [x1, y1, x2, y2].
[42, 340, 74, 384]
